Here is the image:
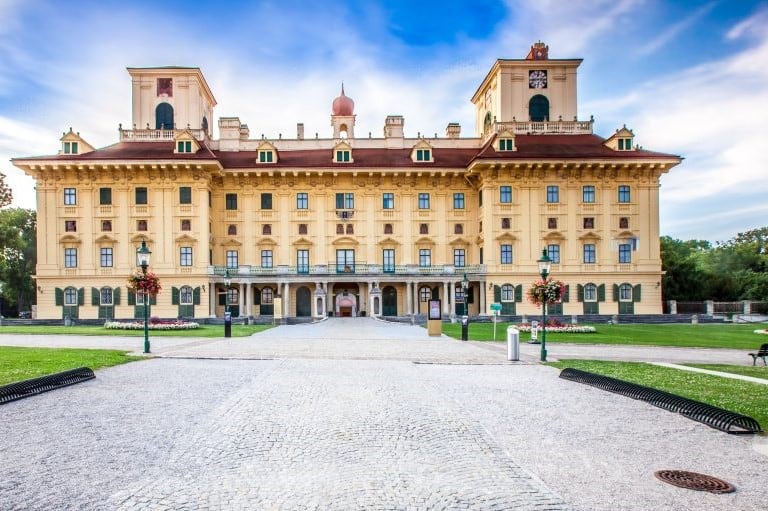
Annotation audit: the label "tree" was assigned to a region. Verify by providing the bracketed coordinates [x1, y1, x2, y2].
[0, 209, 36, 316]
[0, 171, 12, 208]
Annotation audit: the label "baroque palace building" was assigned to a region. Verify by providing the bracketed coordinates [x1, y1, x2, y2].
[14, 42, 681, 321]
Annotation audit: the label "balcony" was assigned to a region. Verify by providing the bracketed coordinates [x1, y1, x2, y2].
[119, 127, 207, 142]
[489, 118, 593, 138]
[208, 263, 487, 278]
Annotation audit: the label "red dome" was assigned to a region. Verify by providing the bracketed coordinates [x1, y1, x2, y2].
[332, 84, 354, 116]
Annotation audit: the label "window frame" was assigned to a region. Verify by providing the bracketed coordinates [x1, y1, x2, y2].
[180, 286, 194, 305]
[453, 193, 465, 210]
[100, 287, 113, 306]
[64, 287, 78, 305]
[64, 248, 78, 268]
[582, 185, 595, 203]
[99, 247, 113, 268]
[547, 244, 560, 263]
[226, 250, 238, 268]
[297, 249, 309, 274]
[453, 248, 466, 268]
[418, 249, 431, 267]
[261, 193, 273, 210]
[382, 249, 395, 273]
[179, 187, 192, 204]
[583, 244, 596, 264]
[618, 243, 632, 263]
[418, 193, 430, 209]
[99, 187, 112, 205]
[500, 244, 513, 264]
[584, 283, 597, 302]
[180, 246, 193, 267]
[261, 249, 273, 268]
[546, 185, 559, 204]
[135, 187, 148, 205]
[225, 193, 238, 210]
[296, 192, 308, 210]
[382, 193, 394, 209]
[618, 185, 631, 203]
[499, 186, 512, 204]
[64, 188, 76, 205]
[501, 284, 514, 302]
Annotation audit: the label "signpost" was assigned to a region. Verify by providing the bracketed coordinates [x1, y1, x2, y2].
[490, 303, 502, 340]
[530, 319, 539, 344]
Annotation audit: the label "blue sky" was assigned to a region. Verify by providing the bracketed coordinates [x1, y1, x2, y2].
[1, 0, 767, 242]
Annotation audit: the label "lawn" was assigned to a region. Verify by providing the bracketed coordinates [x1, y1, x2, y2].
[0, 346, 142, 386]
[440, 322, 764, 349]
[0, 324, 273, 338]
[685, 364, 768, 380]
[549, 359, 768, 430]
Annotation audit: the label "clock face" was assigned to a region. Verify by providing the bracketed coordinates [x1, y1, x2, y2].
[529, 70, 547, 89]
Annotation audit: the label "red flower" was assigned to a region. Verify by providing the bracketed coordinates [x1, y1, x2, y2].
[127, 271, 162, 297]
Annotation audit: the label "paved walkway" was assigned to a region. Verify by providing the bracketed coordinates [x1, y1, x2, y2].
[0, 318, 766, 510]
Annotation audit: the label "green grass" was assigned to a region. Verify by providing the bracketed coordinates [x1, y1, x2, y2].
[548, 359, 768, 430]
[0, 324, 273, 337]
[685, 364, 768, 380]
[440, 322, 765, 349]
[0, 346, 142, 386]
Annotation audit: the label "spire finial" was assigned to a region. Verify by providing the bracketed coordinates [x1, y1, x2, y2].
[341, 82, 345, 96]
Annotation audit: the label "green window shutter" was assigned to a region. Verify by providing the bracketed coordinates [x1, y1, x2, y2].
[55, 287, 64, 306]
[172, 287, 179, 305]
[150, 294, 157, 305]
[78, 288, 85, 306]
[597, 284, 606, 302]
[563, 285, 570, 303]
[613, 284, 620, 302]
[253, 287, 261, 305]
[193, 287, 201, 305]
[113, 287, 121, 305]
[91, 287, 100, 306]
[514, 285, 522, 302]
[493, 285, 501, 303]
[577, 284, 584, 302]
[128, 290, 136, 305]
[633, 284, 642, 303]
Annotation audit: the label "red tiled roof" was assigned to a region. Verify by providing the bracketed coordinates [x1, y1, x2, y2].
[477, 134, 679, 160]
[13, 142, 218, 162]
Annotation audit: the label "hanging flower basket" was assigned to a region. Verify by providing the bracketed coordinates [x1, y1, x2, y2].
[528, 278, 565, 306]
[127, 270, 162, 297]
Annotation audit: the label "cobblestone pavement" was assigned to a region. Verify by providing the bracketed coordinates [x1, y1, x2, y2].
[0, 319, 765, 510]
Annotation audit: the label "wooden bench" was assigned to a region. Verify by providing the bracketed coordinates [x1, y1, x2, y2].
[748, 343, 768, 366]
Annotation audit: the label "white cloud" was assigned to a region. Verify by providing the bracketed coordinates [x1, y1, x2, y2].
[636, 1, 716, 57]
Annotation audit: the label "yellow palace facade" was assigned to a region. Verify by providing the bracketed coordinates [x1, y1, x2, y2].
[13, 43, 681, 321]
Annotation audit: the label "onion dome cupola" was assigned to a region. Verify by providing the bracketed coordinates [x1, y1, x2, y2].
[331, 83, 356, 139]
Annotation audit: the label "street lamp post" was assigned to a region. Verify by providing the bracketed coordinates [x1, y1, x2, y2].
[537, 249, 552, 362]
[224, 268, 232, 338]
[462, 273, 469, 317]
[461, 273, 469, 341]
[136, 241, 151, 354]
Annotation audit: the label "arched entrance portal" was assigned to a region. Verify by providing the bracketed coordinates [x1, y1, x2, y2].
[382, 286, 397, 316]
[296, 286, 312, 317]
[334, 283, 360, 317]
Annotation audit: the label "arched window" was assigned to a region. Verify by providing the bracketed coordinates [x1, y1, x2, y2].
[384, 224, 393, 234]
[501, 284, 514, 302]
[202, 116, 208, 133]
[100, 287, 113, 305]
[261, 287, 274, 304]
[584, 283, 598, 302]
[346, 224, 354, 235]
[180, 286, 193, 305]
[619, 283, 632, 301]
[298, 224, 308, 235]
[228, 224, 237, 235]
[227, 287, 238, 305]
[483, 111, 492, 133]
[501, 218, 510, 229]
[155, 103, 174, 130]
[336, 224, 344, 234]
[529, 95, 549, 122]
[64, 287, 78, 305]
[419, 286, 432, 302]
[454, 224, 463, 234]
[420, 223, 429, 235]
[262, 224, 271, 235]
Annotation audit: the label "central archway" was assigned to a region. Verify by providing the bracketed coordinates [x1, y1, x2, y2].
[382, 285, 397, 316]
[296, 286, 311, 317]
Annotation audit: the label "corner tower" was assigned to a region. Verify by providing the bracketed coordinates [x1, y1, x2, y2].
[471, 42, 582, 136]
[127, 67, 217, 136]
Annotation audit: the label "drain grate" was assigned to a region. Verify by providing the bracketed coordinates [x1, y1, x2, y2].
[654, 470, 735, 494]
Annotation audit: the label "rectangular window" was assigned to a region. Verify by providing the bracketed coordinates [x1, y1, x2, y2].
[478, 189, 483, 207]
[547, 244, 561, 263]
[226, 250, 238, 268]
[548, 217, 557, 229]
[336, 150, 350, 162]
[296, 193, 308, 210]
[619, 243, 632, 263]
[65, 220, 76, 232]
[453, 249, 466, 267]
[582, 185, 595, 203]
[419, 249, 431, 267]
[259, 150, 274, 163]
[64, 248, 77, 268]
[499, 138, 514, 151]
[336, 249, 355, 273]
[64, 188, 76, 205]
[261, 193, 273, 210]
[180, 247, 193, 266]
[583, 244, 596, 263]
[135, 187, 147, 205]
[382, 249, 395, 273]
[99, 187, 112, 205]
[225, 193, 238, 210]
[335, 193, 354, 209]
[583, 217, 594, 229]
[499, 186, 512, 203]
[179, 187, 192, 204]
[64, 287, 78, 305]
[618, 185, 631, 203]
[382, 193, 394, 209]
[418, 193, 430, 209]
[500, 244, 512, 264]
[177, 140, 192, 153]
[453, 193, 465, 209]
[416, 148, 431, 161]
[297, 250, 309, 274]
[546, 186, 559, 203]
[100, 247, 113, 267]
[261, 250, 273, 268]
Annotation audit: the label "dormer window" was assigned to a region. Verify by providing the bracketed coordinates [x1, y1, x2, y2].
[618, 138, 632, 151]
[177, 140, 192, 153]
[173, 133, 199, 154]
[605, 126, 635, 151]
[411, 143, 434, 163]
[498, 138, 514, 151]
[258, 150, 274, 163]
[416, 149, 431, 161]
[63, 141, 78, 154]
[335, 149, 351, 162]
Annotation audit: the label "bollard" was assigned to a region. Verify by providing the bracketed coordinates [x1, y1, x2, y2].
[461, 316, 468, 341]
[224, 311, 232, 338]
[507, 326, 519, 361]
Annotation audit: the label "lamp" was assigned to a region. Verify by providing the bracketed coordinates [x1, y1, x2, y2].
[136, 241, 152, 354]
[537, 248, 551, 362]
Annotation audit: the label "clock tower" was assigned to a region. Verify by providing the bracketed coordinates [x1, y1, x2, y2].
[470, 42, 582, 136]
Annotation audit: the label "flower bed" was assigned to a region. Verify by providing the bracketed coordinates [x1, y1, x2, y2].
[516, 321, 596, 333]
[755, 329, 768, 335]
[105, 320, 200, 330]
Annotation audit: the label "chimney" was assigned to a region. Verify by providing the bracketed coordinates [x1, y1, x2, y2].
[446, 122, 461, 139]
[297, 123, 304, 140]
[384, 115, 404, 138]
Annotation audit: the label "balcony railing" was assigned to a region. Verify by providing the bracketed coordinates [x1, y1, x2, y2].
[209, 263, 487, 277]
[119, 127, 207, 142]
[490, 118, 593, 137]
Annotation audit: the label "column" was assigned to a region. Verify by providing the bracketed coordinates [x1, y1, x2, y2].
[442, 281, 450, 315]
[327, 282, 334, 315]
[360, 281, 367, 316]
[209, 282, 216, 317]
[479, 281, 486, 315]
[245, 283, 251, 317]
[414, 281, 420, 315]
[284, 282, 290, 318]
[450, 281, 457, 316]
[238, 283, 244, 315]
[406, 281, 412, 316]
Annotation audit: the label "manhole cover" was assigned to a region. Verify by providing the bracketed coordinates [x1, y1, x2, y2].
[654, 470, 735, 494]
